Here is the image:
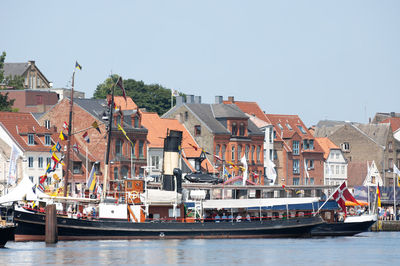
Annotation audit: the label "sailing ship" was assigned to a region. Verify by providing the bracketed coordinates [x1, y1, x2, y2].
[9, 69, 327, 240]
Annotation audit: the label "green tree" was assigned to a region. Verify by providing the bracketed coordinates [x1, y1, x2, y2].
[0, 92, 15, 111]
[0, 51, 24, 90]
[93, 75, 181, 115]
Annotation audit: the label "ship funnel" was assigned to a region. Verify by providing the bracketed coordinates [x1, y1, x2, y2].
[161, 130, 183, 191]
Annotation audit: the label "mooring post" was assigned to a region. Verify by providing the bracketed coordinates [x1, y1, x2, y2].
[45, 204, 58, 243]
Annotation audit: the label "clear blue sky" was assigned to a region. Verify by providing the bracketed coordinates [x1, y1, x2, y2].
[3, 0, 400, 126]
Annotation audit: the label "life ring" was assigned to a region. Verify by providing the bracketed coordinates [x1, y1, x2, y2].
[159, 232, 165, 238]
[127, 191, 139, 203]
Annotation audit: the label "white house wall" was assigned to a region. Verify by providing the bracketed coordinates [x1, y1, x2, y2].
[324, 149, 347, 186]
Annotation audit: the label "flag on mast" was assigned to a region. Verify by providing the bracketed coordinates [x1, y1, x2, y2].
[332, 181, 359, 216]
[92, 121, 101, 134]
[241, 155, 248, 186]
[376, 184, 381, 207]
[83, 132, 90, 143]
[117, 123, 134, 146]
[116, 76, 126, 101]
[87, 165, 97, 193]
[75, 61, 82, 70]
[393, 163, 400, 187]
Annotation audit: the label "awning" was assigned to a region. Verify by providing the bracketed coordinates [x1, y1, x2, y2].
[345, 200, 368, 207]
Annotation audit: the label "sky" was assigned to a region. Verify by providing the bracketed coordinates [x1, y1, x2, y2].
[2, 0, 400, 126]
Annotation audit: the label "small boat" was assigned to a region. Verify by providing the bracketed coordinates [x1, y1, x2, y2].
[311, 214, 377, 237]
[0, 225, 15, 248]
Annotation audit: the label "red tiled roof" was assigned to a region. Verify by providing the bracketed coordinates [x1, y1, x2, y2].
[0, 112, 55, 152]
[315, 137, 339, 159]
[381, 118, 400, 132]
[107, 95, 138, 111]
[225, 100, 271, 124]
[141, 112, 216, 172]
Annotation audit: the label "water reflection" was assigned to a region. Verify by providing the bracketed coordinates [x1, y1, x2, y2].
[1, 232, 400, 265]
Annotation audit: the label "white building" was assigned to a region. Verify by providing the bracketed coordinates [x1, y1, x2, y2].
[315, 137, 348, 186]
[0, 112, 62, 195]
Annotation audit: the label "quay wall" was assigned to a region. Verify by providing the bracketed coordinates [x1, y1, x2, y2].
[371, 221, 400, 231]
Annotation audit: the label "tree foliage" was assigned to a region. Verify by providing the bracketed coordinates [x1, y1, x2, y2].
[0, 92, 15, 111]
[93, 75, 181, 115]
[0, 51, 24, 90]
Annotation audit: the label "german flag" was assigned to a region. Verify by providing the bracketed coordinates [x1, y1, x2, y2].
[377, 185, 381, 207]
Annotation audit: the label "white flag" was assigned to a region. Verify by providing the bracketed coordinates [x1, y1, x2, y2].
[241, 155, 248, 186]
[267, 159, 277, 185]
[304, 160, 309, 178]
[8, 145, 21, 186]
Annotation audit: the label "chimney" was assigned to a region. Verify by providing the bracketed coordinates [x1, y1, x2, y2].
[176, 96, 185, 106]
[228, 96, 234, 103]
[194, 96, 201, 104]
[28, 60, 35, 66]
[215, 96, 223, 104]
[186, 95, 194, 104]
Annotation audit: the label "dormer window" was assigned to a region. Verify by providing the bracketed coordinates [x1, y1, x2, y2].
[297, 125, 307, 134]
[231, 122, 238, 135]
[134, 116, 139, 128]
[28, 134, 34, 145]
[239, 123, 245, 136]
[277, 123, 283, 130]
[45, 135, 51, 146]
[286, 123, 292, 130]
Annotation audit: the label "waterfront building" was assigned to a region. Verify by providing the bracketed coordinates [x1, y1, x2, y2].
[162, 95, 265, 183]
[141, 112, 215, 178]
[0, 112, 62, 195]
[314, 120, 400, 186]
[38, 96, 147, 195]
[315, 137, 347, 186]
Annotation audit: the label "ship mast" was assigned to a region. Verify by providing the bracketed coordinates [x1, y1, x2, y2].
[63, 69, 76, 198]
[102, 79, 115, 200]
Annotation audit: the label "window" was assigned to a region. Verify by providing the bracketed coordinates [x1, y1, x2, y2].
[115, 139, 122, 155]
[237, 145, 242, 160]
[28, 134, 34, 145]
[309, 159, 314, 169]
[257, 146, 261, 163]
[293, 178, 300, 185]
[335, 152, 339, 159]
[45, 135, 51, 146]
[121, 166, 129, 179]
[45, 120, 51, 129]
[134, 117, 139, 128]
[273, 150, 278, 160]
[139, 140, 144, 158]
[269, 128, 273, 143]
[269, 149, 273, 160]
[341, 142, 350, 151]
[293, 141, 300, 155]
[38, 157, 43, 168]
[297, 125, 307, 134]
[222, 145, 226, 160]
[239, 123, 245, 136]
[309, 140, 314, 150]
[73, 162, 82, 174]
[245, 145, 250, 159]
[277, 123, 283, 130]
[286, 123, 292, 130]
[113, 167, 119, 180]
[29, 176, 34, 183]
[389, 158, 393, 170]
[131, 141, 136, 158]
[309, 178, 314, 185]
[215, 144, 220, 158]
[341, 165, 345, 175]
[28, 157, 34, 168]
[251, 146, 255, 162]
[293, 159, 299, 174]
[46, 157, 51, 167]
[231, 145, 235, 161]
[194, 125, 201, 136]
[273, 130, 276, 139]
[231, 122, 238, 135]
[335, 165, 339, 175]
[184, 111, 188, 121]
[151, 156, 160, 170]
[325, 165, 329, 174]
[389, 141, 393, 152]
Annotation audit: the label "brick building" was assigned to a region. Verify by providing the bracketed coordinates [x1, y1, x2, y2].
[314, 120, 400, 186]
[0, 89, 59, 113]
[163, 95, 265, 183]
[38, 96, 147, 195]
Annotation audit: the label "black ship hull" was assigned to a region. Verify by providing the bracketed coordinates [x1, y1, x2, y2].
[14, 210, 323, 241]
[0, 226, 16, 248]
[311, 220, 376, 237]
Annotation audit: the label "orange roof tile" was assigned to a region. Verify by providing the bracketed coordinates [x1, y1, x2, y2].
[141, 112, 216, 172]
[225, 100, 271, 124]
[381, 118, 400, 132]
[315, 137, 339, 159]
[0, 112, 55, 152]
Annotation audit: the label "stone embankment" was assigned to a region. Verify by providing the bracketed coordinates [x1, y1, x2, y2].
[371, 221, 400, 231]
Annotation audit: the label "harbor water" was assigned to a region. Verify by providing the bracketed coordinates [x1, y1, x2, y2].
[1, 232, 400, 265]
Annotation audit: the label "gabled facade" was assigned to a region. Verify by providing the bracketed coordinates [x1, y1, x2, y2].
[314, 121, 400, 186]
[265, 114, 325, 186]
[0, 112, 62, 194]
[38, 96, 147, 196]
[315, 137, 347, 186]
[141, 112, 216, 177]
[3, 61, 51, 89]
[163, 95, 265, 184]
